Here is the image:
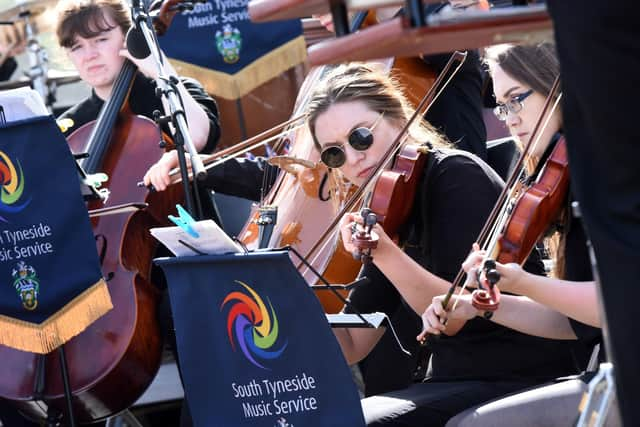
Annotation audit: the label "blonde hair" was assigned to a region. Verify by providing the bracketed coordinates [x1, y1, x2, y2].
[305, 63, 448, 211]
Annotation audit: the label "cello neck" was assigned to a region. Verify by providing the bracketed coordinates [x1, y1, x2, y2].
[83, 60, 137, 173]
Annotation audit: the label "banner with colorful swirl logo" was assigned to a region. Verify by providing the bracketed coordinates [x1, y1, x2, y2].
[157, 251, 365, 426]
[0, 116, 110, 354]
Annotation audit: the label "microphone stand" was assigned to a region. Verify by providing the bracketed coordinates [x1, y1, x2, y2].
[129, 1, 206, 218]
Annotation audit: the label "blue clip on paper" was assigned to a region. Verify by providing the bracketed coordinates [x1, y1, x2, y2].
[168, 204, 200, 238]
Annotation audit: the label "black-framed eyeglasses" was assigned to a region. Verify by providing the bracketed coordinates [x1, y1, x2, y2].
[493, 89, 534, 121]
[319, 113, 384, 168]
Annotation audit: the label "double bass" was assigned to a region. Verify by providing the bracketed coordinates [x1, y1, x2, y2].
[0, 58, 177, 422]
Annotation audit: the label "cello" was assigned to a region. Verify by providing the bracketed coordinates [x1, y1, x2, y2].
[228, 10, 438, 313]
[0, 54, 178, 422]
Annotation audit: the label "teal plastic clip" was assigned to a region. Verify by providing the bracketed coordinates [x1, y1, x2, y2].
[168, 204, 200, 238]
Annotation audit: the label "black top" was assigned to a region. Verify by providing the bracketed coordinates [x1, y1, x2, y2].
[59, 74, 221, 154]
[201, 156, 276, 201]
[565, 198, 602, 349]
[0, 57, 17, 82]
[422, 50, 488, 161]
[345, 148, 584, 382]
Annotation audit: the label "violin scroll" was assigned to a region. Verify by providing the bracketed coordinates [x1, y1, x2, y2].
[149, 0, 199, 35]
[471, 259, 501, 318]
[351, 208, 379, 264]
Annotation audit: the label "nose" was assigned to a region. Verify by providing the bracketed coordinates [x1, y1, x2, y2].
[343, 143, 365, 167]
[82, 42, 99, 62]
[505, 109, 521, 129]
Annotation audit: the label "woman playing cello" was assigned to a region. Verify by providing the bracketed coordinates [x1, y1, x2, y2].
[53, 1, 220, 426]
[56, 0, 220, 159]
[306, 63, 584, 426]
[420, 42, 615, 426]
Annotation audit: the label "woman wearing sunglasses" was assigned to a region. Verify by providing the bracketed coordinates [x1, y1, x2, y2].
[305, 63, 585, 426]
[420, 43, 616, 426]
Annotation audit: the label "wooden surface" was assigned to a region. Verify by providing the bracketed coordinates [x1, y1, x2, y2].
[307, 6, 552, 64]
[248, 0, 441, 22]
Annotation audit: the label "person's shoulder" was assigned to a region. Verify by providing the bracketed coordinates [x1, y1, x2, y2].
[428, 147, 504, 188]
[58, 94, 101, 135]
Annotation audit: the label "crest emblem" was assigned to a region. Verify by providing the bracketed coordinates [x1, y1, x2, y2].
[12, 261, 40, 311]
[215, 24, 242, 64]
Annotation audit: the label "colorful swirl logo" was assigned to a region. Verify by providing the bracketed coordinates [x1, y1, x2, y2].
[221, 280, 287, 369]
[0, 151, 30, 222]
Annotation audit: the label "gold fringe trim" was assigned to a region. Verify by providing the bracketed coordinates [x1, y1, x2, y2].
[168, 36, 307, 100]
[0, 279, 112, 354]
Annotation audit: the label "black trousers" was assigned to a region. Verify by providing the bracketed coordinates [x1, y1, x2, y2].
[362, 379, 538, 427]
[546, 2, 640, 425]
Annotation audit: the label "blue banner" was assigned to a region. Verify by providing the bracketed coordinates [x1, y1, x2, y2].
[0, 116, 110, 353]
[158, 0, 306, 99]
[156, 251, 365, 427]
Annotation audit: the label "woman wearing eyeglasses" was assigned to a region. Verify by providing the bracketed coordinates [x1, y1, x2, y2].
[419, 43, 616, 426]
[305, 63, 585, 427]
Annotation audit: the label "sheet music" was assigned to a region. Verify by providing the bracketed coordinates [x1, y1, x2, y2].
[326, 312, 387, 328]
[150, 220, 242, 257]
[0, 87, 48, 124]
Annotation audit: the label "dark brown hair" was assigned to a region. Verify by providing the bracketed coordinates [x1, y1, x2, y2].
[485, 42, 560, 98]
[56, 0, 131, 48]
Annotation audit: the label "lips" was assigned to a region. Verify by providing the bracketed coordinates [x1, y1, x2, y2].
[87, 65, 104, 74]
[358, 166, 374, 178]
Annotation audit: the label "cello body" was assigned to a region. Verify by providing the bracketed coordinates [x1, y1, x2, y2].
[0, 65, 176, 422]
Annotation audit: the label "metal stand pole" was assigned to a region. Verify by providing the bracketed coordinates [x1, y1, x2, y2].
[58, 346, 77, 427]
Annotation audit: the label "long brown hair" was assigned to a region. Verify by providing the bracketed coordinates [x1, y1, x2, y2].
[484, 42, 560, 99]
[56, 0, 131, 48]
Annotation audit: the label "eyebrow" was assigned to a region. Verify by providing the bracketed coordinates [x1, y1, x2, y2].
[71, 28, 114, 44]
[319, 119, 374, 148]
[498, 86, 522, 102]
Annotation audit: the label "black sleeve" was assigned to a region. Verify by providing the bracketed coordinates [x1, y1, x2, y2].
[425, 154, 502, 282]
[0, 57, 17, 81]
[421, 50, 488, 161]
[200, 156, 278, 201]
[343, 262, 402, 318]
[569, 318, 602, 347]
[180, 77, 221, 154]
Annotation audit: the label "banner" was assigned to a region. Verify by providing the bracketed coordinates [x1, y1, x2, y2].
[158, 0, 306, 100]
[0, 116, 110, 354]
[156, 251, 365, 427]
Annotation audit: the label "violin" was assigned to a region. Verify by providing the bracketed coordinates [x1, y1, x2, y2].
[351, 143, 429, 262]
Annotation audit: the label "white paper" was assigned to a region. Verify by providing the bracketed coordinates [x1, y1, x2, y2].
[0, 87, 49, 123]
[150, 220, 242, 257]
[326, 312, 387, 329]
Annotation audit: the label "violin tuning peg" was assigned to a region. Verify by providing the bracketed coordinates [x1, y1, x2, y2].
[360, 207, 372, 219]
[365, 212, 377, 227]
[158, 140, 167, 149]
[486, 269, 501, 286]
[484, 259, 497, 270]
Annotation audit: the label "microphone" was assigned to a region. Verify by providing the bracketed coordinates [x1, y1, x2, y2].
[126, 24, 150, 59]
